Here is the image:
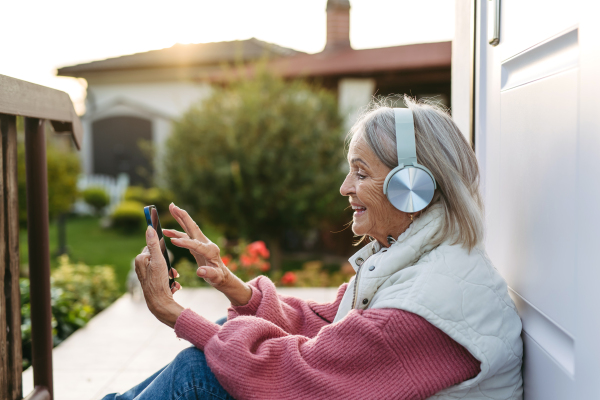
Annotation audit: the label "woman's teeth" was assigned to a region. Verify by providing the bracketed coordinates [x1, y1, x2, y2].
[352, 206, 367, 216]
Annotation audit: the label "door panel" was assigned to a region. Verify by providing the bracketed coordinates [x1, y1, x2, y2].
[497, 69, 578, 333]
[498, 0, 578, 61]
[500, 28, 578, 91]
[473, 0, 598, 398]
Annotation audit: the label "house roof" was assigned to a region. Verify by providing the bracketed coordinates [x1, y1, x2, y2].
[57, 39, 451, 82]
[211, 41, 452, 80]
[57, 38, 304, 77]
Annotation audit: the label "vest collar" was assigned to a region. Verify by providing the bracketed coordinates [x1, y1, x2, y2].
[348, 241, 380, 272]
[347, 205, 445, 273]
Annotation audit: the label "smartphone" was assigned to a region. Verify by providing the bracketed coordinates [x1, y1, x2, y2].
[143, 205, 175, 289]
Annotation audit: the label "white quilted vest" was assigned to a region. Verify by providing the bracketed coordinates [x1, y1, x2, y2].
[333, 206, 523, 399]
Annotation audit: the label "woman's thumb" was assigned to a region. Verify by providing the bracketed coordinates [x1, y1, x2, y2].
[197, 266, 217, 281]
[146, 226, 162, 260]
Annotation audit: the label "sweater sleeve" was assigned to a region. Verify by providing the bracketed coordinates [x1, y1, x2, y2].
[226, 275, 348, 337]
[174, 307, 481, 400]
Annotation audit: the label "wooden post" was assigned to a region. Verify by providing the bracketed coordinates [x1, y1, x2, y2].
[0, 113, 9, 400]
[0, 114, 23, 400]
[24, 117, 53, 399]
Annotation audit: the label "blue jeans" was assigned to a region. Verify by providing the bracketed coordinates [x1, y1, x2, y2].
[101, 317, 234, 400]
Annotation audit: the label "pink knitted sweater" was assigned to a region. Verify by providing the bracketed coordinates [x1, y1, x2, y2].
[174, 276, 480, 400]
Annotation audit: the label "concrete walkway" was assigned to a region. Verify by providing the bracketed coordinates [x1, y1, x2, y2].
[22, 287, 338, 400]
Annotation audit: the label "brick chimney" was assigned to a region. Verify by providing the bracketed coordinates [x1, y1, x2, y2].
[324, 0, 351, 52]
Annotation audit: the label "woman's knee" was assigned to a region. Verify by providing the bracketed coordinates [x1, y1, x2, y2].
[172, 346, 207, 369]
[169, 347, 233, 399]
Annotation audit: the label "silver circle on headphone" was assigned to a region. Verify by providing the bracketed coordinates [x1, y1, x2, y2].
[387, 167, 435, 213]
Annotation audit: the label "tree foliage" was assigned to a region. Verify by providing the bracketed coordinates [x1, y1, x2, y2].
[165, 72, 347, 245]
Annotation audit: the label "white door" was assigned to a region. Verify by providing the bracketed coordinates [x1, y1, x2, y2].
[474, 0, 600, 398]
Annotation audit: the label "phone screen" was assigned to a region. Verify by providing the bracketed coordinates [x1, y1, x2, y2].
[143, 205, 175, 289]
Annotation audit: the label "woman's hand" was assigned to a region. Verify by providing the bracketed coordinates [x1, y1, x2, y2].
[134, 226, 184, 328]
[163, 203, 252, 307]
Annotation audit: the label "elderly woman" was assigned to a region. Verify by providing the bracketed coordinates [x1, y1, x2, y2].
[103, 97, 523, 400]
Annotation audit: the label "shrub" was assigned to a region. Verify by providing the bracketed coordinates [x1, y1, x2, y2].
[124, 186, 147, 204]
[110, 200, 146, 232]
[165, 70, 347, 269]
[20, 256, 120, 369]
[52, 254, 120, 312]
[82, 186, 110, 215]
[124, 186, 173, 212]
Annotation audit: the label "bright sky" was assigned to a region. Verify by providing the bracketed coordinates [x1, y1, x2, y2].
[0, 0, 454, 115]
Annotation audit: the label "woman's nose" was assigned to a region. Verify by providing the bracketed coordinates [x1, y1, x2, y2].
[340, 174, 354, 197]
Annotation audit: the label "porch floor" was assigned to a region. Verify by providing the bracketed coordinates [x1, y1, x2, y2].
[22, 286, 338, 400]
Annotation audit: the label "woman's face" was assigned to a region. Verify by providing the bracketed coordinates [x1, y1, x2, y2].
[340, 134, 411, 246]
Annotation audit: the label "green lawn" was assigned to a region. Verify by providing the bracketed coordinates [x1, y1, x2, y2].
[19, 215, 225, 293]
[20, 216, 147, 293]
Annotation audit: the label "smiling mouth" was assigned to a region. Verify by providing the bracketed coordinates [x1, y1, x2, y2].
[352, 205, 367, 216]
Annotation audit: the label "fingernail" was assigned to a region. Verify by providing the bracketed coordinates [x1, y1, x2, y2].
[147, 226, 155, 237]
[198, 268, 206, 276]
[176, 271, 180, 278]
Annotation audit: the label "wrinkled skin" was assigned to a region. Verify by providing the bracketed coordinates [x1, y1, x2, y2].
[340, 135, 413, 247]
[134, 203, 252, 328]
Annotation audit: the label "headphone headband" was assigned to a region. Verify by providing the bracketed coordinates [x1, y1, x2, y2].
[394, 108, 417, 166]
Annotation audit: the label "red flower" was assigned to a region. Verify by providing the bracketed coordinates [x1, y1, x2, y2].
[221, 255, 232, 266]
[281, 271, 297, 286]
[247, 241, 270, 259]
[259, 262, 270, 272]
[240, 254, 254, 268]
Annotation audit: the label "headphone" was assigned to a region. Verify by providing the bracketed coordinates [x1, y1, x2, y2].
[383, 108, 437, 213]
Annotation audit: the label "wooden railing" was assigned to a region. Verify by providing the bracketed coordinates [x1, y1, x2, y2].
[0, 74, 81, 400]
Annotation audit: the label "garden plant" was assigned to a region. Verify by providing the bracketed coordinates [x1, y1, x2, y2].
[165, 71, 348, 269]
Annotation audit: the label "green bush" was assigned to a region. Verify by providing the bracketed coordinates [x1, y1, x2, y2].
[82, 186, 110, 215]
[165, 70, 346, 269]
[110, 200, 146, 232]
[124, 186, 173, 212]
[123, 186, 147, 204]
[20, 256, 120, 369]
[52, 254, 120, 312]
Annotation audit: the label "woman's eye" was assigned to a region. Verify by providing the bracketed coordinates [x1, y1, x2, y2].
[357, 173, 366, 180]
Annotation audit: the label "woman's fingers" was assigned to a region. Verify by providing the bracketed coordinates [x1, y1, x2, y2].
[169, 268, 180, 279]
[170, 237, 221, 263]
[170, 281, 182, 294]
[169, 203, 209, 243]
[162, 229, 188, 239]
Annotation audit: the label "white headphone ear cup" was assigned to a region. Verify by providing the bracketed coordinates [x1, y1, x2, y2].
[386, 167, 435, 212]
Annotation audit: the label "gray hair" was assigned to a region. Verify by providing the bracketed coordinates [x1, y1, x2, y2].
[346, 96, 485, 251]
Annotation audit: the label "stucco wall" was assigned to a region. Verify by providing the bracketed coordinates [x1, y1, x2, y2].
[81, 81, 212, 177]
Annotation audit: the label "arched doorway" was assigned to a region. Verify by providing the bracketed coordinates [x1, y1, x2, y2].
[92, 116, 153, 186]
